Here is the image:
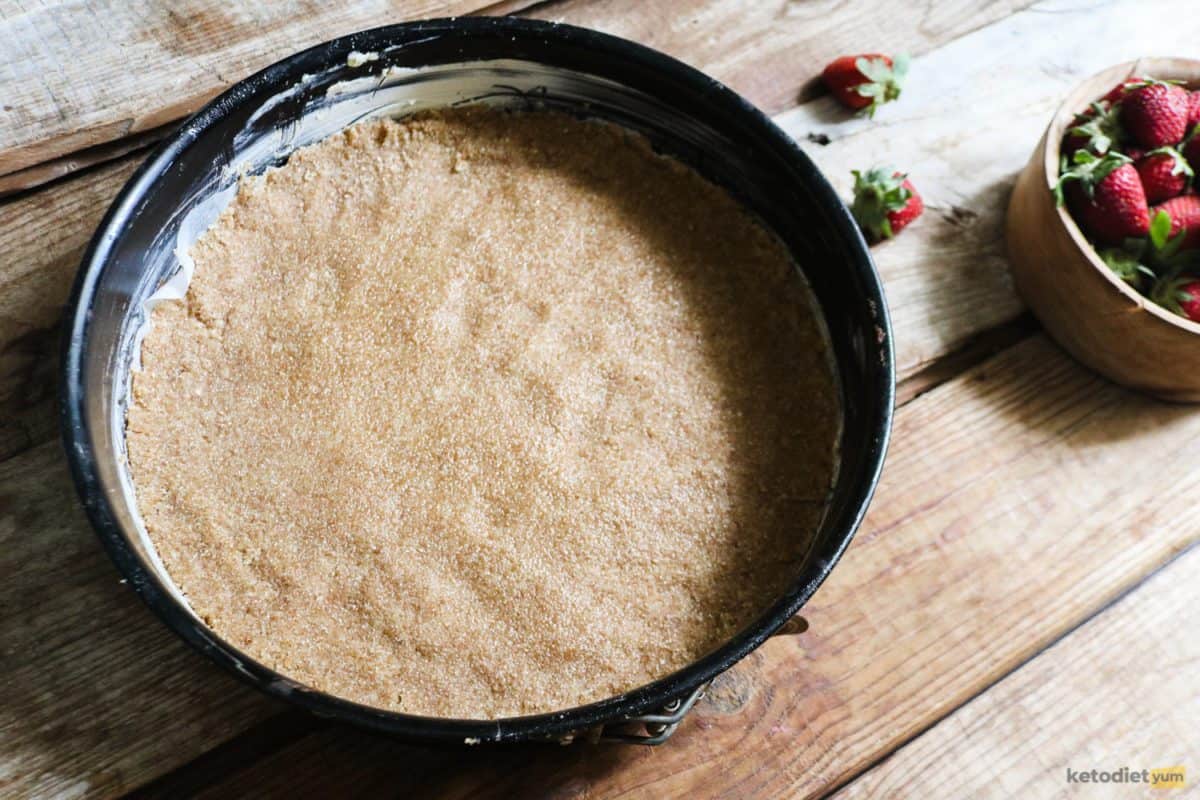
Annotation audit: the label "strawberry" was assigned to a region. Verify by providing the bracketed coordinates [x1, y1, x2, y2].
[1151, 194, 1200, 250]
[1064, 101, 1123, 155]
[1121, 80, 1190, 148]
[1151, 276, 1200, 321]
[1100, 209, 1200, 290]
[1134, 147, 1192, 204]
[1102, 77, 1148, 105]
[850, 168, 923, 241]
[1180, 280, 1200, 321]
[822, 53, 909, 117]
[1189, 91, 1200, 127]
[1056, 150, 1150, 245]
[1182, 127, 1200, 171]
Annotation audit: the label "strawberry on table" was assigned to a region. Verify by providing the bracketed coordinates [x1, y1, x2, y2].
[1121, 80, 1190, 148]
[1056, 150, 1150, 245]
[1134, 147, 1192, 204]
[821, 53, 909, 117]
[850, 167, 923, 242]
[1151, 194, 1200, 250]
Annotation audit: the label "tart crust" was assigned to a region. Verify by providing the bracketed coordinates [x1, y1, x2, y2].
[127, 108, 840, 718]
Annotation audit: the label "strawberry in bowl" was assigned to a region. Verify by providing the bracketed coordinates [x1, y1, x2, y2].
[1054, 75, 1200, 320]
[1006, 59, 1200, 403]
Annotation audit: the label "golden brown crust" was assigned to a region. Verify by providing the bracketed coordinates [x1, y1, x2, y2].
[127, 108, 839, 718]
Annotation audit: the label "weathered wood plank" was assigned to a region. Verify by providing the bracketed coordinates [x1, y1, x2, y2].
[0, 0, 522, 179]
[124, 334, 1200, 798]
[524, 0, 1033, 115]
[1, 0, 1035, 194]
[0, 157, 139, 462]
[0, 442, 283, 799]
[0, 123, 174, 199]
[834, 545, 1200, 799]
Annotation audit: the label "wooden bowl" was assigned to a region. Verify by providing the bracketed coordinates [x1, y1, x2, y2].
[1007, 58, 1200, 403]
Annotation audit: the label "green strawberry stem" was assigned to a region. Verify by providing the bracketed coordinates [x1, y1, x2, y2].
[852, 53, 910, 118]
[1150, 275, 1200, 314]
[1068, 101, 1123, 154]
[1053, 149, 1132, 205]
[851, 167, 911, 240]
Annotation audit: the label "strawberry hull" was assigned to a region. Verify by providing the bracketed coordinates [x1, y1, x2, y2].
[821, 53, 908, 117]
[1153, 194, 1200, 250]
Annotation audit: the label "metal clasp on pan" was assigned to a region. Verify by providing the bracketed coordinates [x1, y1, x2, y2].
[596, 680, 710, 745]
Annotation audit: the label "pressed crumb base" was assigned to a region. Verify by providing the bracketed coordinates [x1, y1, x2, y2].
[127, 107, 840, 719]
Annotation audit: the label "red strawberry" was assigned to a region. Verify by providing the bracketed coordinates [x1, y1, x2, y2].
[1102, 77, 1148, 104]
[1121, 81, 1190, 148]
[1188, 91, 1200, 127]
[1124, 146, 1146, 162]
[1151, 276, 1200, 321]
[850, 168, 923, 241]
[1182, 280, 1200, 321]
[822, 53, 909, 117]
[1056, 150, 1150, 245]
[1134, 147, 1192, 204]
[1151, 194, 1200, 250]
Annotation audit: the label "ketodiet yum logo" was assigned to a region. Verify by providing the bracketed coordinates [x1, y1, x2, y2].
[1065, 765, 1186, 789]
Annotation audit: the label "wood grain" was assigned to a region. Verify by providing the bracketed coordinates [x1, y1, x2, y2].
[0, 123, 175, 199]
[0, 157, 140, 462]
[835, 545, 1200, 799]
[0, 443, 282, 799]
[124, 334, 1200, 799]
[0, 0, 521, 179]
[0, 0, 1037, 195]
[523, 0, 1033, 115]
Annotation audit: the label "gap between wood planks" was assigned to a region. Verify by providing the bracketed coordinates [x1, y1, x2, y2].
[121, 711, 325, 800]
[832, 540, 1200, 799]
[0, 0, 551, 199]
[819, 539, 1200, 800]
[0, 0, 1036, 197]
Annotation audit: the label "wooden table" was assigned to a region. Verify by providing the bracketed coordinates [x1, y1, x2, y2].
[2, 1, 1198, 797]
